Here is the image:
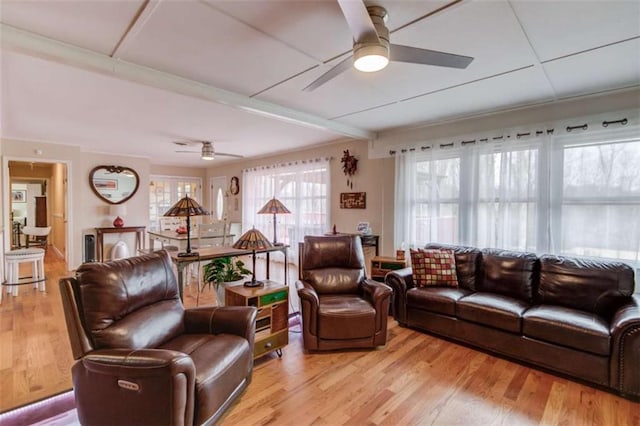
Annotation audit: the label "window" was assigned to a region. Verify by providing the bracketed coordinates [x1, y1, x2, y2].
[149, 176, 202, 231]
[242, 158, 330, 259]
[415, 155, 460, 245]
[395, 124, 640, 268]
[558, 139, 640, 263]
[475, 144, 539, 251]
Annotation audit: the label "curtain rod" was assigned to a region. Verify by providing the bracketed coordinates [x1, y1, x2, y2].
[388, 116, 629, 156]
[242, 156, 332, 173]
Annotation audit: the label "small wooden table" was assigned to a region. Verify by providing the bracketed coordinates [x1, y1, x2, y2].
[168, 245, 289, 300]
[95, 226, 145, 262]
[225, 280, 289, 359]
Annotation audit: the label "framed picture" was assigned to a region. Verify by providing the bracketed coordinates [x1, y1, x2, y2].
[357, 222, 371, 234]
[340, 192, 366, 209]
[11, 190, 26, 203]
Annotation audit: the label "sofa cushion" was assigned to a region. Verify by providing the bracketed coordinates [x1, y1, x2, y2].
[456, 292, 529, 333]
[480, 248, 539, 303]
[538, 255, 635, 317]
[318, 295, 375, 339]
[407, 287, 473, 316]
[160, 333, 252, 425]
[522, 305, 610, 356]
[410, 249, 458, 287]
[426, 243, 482, 291]
[75, 251, 185, 349]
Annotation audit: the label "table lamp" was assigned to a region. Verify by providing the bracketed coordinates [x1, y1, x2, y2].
[257, 197, 291, 245]
[109, 204, 127, 228]
[232, 227, 273, 287]
[163, 195, 209, 257]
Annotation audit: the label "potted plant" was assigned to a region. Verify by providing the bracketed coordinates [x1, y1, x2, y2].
[201, 257, 251, 306]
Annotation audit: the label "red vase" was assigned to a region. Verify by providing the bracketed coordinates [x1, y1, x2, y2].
[113, 216, 124, 228]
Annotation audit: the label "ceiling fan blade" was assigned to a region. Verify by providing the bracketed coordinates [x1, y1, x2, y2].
[303, 55, 353, 92]
[337, 0, 379, 44]
[217, 152, 244, 159]
[390, 44, 473, 69]
[175, 150, 199, 153]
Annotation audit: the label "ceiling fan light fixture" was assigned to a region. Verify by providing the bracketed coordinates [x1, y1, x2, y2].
[201, 142, 215, 160]
[353, 43, 389, 72]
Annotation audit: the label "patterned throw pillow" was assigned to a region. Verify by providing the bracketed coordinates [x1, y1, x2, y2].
[410, 248, 458, 287]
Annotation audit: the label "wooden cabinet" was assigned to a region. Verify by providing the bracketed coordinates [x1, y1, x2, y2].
[371, 256, 408, 283]
[225, 280, 289, 359]
[35, 196, 47, 227]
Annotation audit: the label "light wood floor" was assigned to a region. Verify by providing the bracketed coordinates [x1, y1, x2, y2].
[1, 252, 638, 424]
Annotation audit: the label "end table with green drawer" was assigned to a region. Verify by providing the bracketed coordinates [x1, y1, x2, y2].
[225, 280, 289, 359]
[371, 256, 408, 282]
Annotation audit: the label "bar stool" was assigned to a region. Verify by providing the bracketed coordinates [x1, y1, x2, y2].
[3, 248, 46, 299]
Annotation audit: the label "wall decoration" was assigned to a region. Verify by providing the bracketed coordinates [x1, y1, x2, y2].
[340, 149, 358, 188]
[340, 192, 366, 209]
[11, 190, 26, 203]
[230, 176, 240, 195]
[89, 165, 140, 204]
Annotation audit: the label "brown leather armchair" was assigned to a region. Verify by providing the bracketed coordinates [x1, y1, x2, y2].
[59, 250, 257, 426]
[296, 235, 392, 351]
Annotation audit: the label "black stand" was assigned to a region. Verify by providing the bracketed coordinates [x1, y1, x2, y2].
[178, 215, 199, 257]
[244, 250, 264, 287]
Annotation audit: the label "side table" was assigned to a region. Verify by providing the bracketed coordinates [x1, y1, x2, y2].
[370, 256, 408, 282]
[225, 280, 289, 359]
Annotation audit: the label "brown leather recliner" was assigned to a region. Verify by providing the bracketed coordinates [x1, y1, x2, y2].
[59, 250, 257, 426]
[296, 235, 392, 350]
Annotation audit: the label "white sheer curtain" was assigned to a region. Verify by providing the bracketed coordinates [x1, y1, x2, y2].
[242, 158, 331, 260]
[394, 123, 640, 268]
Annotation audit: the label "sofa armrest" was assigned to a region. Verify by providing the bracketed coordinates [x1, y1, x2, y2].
[362, 279, 392, 333]
[296, 280, 319, 349]
[82, 348, 195, 376]
[74, 348, 196, 425]
[609, 295, 640, 400]
[385, 267, 414, 325]
[184, 306, 257, 344]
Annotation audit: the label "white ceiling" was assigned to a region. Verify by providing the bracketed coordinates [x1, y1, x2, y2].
[1, 0, 639, 167]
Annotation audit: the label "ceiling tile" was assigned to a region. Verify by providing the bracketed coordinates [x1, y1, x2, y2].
[117, 1, 318, 96]
[208, 0, 451, 63]
[511, 0, 640, 61]
[1, 52, 341, 167]
[257, 0, 539, 121]
[337, 66, 556, 131]
[0, 0, 143, 55]
[543, 38, 640, 98]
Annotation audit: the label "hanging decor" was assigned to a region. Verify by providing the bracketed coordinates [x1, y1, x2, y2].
[341, 149, 358, 188]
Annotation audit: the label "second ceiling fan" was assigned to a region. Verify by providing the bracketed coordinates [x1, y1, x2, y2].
[304, 0, 474, 92]
[173, 141, 244, 161]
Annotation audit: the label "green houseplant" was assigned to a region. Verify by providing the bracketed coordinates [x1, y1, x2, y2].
[201, 257, 251, 305]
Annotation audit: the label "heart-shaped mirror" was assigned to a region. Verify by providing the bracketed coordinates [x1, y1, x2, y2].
[89, 165, 140, 205]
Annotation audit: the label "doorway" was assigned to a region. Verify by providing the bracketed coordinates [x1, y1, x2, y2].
[4, 160, 69, 266]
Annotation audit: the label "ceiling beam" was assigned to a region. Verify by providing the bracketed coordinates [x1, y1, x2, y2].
[1, 23, 376, 140]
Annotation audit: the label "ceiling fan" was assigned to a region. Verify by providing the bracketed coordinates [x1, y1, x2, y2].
[173, 141, 244, 161]
[303, 0, 474, 92]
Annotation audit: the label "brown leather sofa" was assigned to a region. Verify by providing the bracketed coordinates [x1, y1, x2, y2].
[59, 250, 257, 425]
[297, 235, 392, 350]
[386, 243, 640, 400]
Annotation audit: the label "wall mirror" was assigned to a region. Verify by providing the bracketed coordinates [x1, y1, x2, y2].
[89, 165, 140, 204]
